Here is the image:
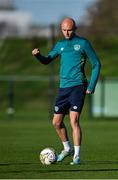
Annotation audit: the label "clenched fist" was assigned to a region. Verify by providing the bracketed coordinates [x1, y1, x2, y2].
[32, 48, 40, 56]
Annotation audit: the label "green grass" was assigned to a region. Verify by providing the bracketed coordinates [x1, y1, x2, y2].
[0, 111, 118, 179]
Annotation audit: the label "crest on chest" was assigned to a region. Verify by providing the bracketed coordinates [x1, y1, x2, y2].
[74, 44, 80, 51]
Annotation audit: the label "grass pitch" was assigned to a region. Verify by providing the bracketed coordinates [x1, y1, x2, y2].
[0, 112, 118, 179]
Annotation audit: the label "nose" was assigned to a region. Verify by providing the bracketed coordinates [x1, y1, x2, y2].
[66, 30, 69, 36]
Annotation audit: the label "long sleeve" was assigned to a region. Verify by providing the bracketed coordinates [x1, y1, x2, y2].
[84, 40, 101, 93]
[35, 42, 59, 65]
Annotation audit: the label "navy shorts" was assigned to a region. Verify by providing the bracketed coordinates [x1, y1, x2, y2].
[54, 84, 87, 114]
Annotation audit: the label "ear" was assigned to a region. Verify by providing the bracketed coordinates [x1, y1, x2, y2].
[74, 26, 77, 30]
[73, 25, 77, 31]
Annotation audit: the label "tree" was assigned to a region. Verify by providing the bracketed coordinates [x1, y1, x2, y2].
[87, 0, 118, 36]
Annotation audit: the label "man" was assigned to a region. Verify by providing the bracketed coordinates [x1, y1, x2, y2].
[32, 18, 101, 165]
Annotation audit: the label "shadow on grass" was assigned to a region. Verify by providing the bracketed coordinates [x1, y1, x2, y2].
[82, 160, 118, 165]
[0, 168, 118, 174]
[0, 162, 36, 166]
[0, 161, 118, 174]
[1, 160, 118, 166]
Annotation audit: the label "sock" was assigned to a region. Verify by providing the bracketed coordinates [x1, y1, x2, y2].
[62, 141, 71, 152]
[74, 145, 80, 158]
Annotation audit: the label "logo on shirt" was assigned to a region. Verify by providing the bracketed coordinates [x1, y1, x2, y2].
[61, 47, 64, 51]
[74, 44, 80, 51]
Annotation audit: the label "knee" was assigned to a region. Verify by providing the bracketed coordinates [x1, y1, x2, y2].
[70, 116, 80, 129]
[52, 118, 61, 129]
[70, 112, 80, 127]
[70, 118, 78, 127]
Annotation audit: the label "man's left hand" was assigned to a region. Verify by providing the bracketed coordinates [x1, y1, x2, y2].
[86, 90, 92, 94]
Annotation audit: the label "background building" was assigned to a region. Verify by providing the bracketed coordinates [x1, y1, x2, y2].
[0, 0, 31, 37]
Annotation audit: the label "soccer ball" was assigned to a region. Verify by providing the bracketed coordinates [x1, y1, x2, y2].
[39, 147, 57, 165]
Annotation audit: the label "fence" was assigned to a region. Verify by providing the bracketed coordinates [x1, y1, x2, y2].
[91, 78, 118, 118]
[0, 75, 59, 119]
[1, 76, 118, 119]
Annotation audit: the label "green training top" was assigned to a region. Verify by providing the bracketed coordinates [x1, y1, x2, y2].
[36, 34, 101, 92]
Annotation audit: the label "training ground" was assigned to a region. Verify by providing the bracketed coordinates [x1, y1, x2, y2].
[0, 109, 118, 179]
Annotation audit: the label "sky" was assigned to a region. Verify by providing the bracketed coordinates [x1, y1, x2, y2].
[13, 0, 97, 25]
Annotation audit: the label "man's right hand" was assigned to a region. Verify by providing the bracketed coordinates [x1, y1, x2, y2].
[32, 48, 40, 56]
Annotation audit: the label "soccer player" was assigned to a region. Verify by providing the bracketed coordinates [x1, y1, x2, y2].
[32, 18, 101, 165]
